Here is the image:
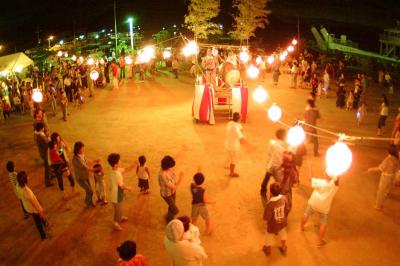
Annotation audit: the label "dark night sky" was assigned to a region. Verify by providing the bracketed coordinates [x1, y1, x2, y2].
[0, 0, 399, 53]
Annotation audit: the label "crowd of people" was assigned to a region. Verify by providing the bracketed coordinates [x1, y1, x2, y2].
[3, 46, 400, 265]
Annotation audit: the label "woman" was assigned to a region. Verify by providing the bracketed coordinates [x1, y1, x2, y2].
[377, 94, 389, 136]
[164, 219, 207, 266]
[16, 171, 47, 240]
[368, 146, 399, 210]
[48, 140, 75, 199]
[72, 141, 98, 207]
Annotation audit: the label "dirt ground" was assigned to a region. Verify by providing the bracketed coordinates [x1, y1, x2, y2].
[0, 71, 399, 266]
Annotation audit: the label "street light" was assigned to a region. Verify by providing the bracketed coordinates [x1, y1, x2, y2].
[127, 17, 134, 51]
[48, 36, 54, 48]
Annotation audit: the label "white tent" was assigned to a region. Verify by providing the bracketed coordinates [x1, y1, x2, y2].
[0, 52, 34, 74]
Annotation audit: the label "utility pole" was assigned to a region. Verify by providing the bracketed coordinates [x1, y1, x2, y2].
[35, 28, 42, 44]
[297, 16, 300, 52]
[114, 0, 118, 56]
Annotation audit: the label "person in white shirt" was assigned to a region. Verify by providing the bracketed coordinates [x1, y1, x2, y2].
[377, 94, 389, 136]
[300, 175, 339, 246]
[260, 129, 287, 207]
[107, 153, 137, 231]
[164, 219, 207, 266]
[16, 171, 47, 239]
[225, 112, 244, 177]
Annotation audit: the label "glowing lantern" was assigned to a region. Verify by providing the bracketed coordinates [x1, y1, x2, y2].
[279, 54, 286, 61]
[87, 58, 95, 65]
[32, 89, 43, 103]
[292, 39, 298, 45]
[78, 56, 84, 64]
[246, 65, 260, 79]
[326, 141, 352, 177]
[125, 56, 133, 65]
[14, 66, 23, 73]
[283, 51, 288, 57]
[138, 46, 155, 63]
[100, 58, 105, 65]
[252, 86, 268, 104]
[163, 50, 172, 59]
[90, 70, 99, 81]
[287, 125, 306, 147]
[182, 41, 199, 57]
[287, 45, 294, 52]
[71, 55, 77, 61]
[64, 52, 68, 58]
[267, 55, 275, 64]
[239, 49, 250, 63]
[268, 104, 282, 122]
[57, 51, 63, 57]
[256, 56, 263, 65]
[212, 48, 218, 56]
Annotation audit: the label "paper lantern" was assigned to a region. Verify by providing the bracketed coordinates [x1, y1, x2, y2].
[64, 52, 68, 58]
[100, 58, 105, 65]
[267, 55, 275, 64]
[279, 54, 286, 61]
[71, 55, 77, 61]
[32, 89, 43, 103]
[246, 65, 260, 79]
[78, 56, 84, 64]
[163, 50, 172, 59]
[292, 39, 298, 45]
[287, 125, 306, 147]
[268, 104, 282, 122]
[252, 86, 268, 104]
[283, 51, 288, 57]
[326, 141, 352, 177]
[287, 45, 294, 52]
[256, 56, 263, 65]
[87, 58, 95, 65]
[239, 50, 250, 63]
[57, 51, 63, 57]
[182, 41, 199, 57]
[90, 70, 99, 81]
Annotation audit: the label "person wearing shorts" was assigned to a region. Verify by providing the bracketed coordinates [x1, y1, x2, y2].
[190, 172, 215, 235]
[301, 176, 339, 247]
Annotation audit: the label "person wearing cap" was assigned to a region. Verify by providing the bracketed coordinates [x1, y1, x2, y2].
[368, 145, 400, 211]
[117, 240, 148, 266]
[164, 219, 207, 266]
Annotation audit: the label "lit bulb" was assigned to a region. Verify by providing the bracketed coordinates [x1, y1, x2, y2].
[268, 104, 282, 122]
[246, 65, 260, 79]
[90, 70, 99, 81]
[267, 55, 275, 64]
[239, 50, 250, 63]
[252, 86, 268, 103]
[163, 50, 172, 59]
[326, 141, 352, 176]
[287, 125, 306, 147]
[32, 89, 43, 103]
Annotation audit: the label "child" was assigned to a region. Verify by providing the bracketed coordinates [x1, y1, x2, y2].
[48, 91, 57, 116]
[107, 153, 136, 231]
[190, 172, 215, 235]
[60, 93, 68, 121]
[93, 163, 107, 205]
[6, 161, 29, 218]
[357, 101, 367, 126]
[346, 91, 354, 110]
[178, 215, 201, 245]
[136, 155, 150, 194]
[263, 183, 289, 256]
[279, 152, 299, 213]
[117, 240, 148, 266]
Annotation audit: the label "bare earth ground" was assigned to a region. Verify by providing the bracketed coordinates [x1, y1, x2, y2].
[0, 72, 399, 266]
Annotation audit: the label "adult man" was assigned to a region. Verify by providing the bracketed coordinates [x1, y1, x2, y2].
[301, 175, 339, 246]
[202, 49, 217, 89]
[225, 112, 244, 177]
[304, 99, 321, 156]
[34, 122, 52, 187]
[260, 129, 287, 206]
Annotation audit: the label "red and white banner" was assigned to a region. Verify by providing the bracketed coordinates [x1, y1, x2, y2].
[192, 84, 215, 124]
[231, 87, 248, 123]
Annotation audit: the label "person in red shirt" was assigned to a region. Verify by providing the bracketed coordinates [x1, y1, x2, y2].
[263, 183, 290, 256]
[117, 240, 148, 266]
[112, 60, 119, 89]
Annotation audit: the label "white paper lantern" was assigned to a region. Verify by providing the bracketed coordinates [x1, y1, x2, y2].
[287, 125, 306, 147]
[268, 104, 282, 122]
[246, 65, 260, 79]
[326, 141, 352, 177]
[87, 58, 95, 65]
[239, 50, 250, 63]
[256, 56, 263, 65]
[182, 41, 199, 57]
[252, 86, 268, 104]
[267, 55, 275, 64]
[292, 39, 298, 45]
[279, 54, 286, 61]
[163, 50, 172, 59]
[90, 70, 99, 81]
[71, 55, 77, 61]
[32, 89, 43, 103]
[287, 45, 294, 52]
[57, 51, 63, 57]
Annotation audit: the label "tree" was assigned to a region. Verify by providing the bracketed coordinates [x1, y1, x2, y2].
[184, 0, 221, 40]
[230, 0, 271, 45]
